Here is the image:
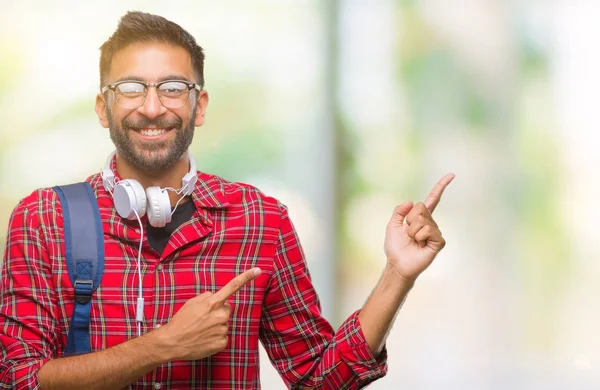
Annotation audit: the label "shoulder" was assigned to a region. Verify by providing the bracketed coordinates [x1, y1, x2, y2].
[12, 187, 61, 218]
[201, 172, 284, 209]
[8, 173, 104, 233]
[198, 172, 288, 223]
[6, 187, 64, 240]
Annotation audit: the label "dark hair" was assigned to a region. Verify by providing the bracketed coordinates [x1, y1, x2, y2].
[99, 11, 205, 88]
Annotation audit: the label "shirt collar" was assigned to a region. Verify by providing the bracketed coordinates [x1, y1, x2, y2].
[89, 153, 230, 210]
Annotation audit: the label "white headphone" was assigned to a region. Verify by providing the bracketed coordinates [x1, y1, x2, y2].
[101, 150, 197, 228]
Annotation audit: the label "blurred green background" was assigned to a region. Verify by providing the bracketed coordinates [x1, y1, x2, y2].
[1, 1, 598, 388]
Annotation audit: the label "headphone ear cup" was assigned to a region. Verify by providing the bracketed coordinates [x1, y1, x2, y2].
[113, 179, 147, 220]
[146, 186, 172, 228]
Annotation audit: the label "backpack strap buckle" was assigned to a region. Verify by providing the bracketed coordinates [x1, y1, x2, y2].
[74, 280, 94, 304]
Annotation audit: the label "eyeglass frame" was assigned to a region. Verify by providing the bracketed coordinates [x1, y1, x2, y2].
[100, 79, 202, 109]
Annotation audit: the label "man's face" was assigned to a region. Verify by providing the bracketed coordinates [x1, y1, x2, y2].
[96, 42, 208, 172]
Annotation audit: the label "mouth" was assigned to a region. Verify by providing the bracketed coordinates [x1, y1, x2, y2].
[133, 127, 174, 139]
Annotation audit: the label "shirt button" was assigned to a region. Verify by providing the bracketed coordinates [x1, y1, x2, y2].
[157, 264, 163, 271]
[154, 383, 162, 390]
[154, 323, 161, 329]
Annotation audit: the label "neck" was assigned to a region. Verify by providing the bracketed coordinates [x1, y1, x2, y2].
[115, 152, 192, 207]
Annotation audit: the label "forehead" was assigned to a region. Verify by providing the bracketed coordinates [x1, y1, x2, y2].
[107, 42, 194, 83]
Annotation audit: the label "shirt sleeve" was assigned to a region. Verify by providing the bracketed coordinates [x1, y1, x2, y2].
[0, 194, 60, 389]
[259, 203, 387, 389]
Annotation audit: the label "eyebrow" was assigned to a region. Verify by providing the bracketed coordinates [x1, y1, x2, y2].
[112, 74, 192, 84]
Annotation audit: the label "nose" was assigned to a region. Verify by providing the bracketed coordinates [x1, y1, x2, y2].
[137, 86, 168, 119]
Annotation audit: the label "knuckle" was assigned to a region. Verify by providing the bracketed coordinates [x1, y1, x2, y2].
[416, 226, 431, 239]
[216, 335, 228, 350]
[217, 312, 229, 323]
[198, 291, 213, 301]
[230, 280, 242, 291]
[220, 338, 229, 349]
[205, 297, 220, 310]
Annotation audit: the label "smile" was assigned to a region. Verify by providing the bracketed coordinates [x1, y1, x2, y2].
[138, 128, 170, 137]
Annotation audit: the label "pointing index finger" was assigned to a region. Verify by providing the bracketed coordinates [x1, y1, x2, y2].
[212, 268, 262, 305]
[424, 173, 455, 213]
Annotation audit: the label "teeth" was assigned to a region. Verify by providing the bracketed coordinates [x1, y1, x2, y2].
[140, 129, 167, 136]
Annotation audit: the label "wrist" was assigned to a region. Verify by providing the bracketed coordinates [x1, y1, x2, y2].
[142, 325, 177, 363]
[383, 261, 418, 287]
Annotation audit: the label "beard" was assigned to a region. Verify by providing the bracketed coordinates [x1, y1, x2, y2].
[107, 107, 196, 172]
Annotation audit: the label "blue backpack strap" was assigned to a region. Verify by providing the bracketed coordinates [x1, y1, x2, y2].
[53, 182, 105, 355]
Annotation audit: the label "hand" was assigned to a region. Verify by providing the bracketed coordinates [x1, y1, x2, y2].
[384, 174, 454, 282]
[155, 268, 262, 361]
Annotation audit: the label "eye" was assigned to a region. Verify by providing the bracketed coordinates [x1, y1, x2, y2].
[116, 82, 145, 95]
[159, 81, 187, 96]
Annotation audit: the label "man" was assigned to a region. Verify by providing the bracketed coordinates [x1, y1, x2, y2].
[0, 11, 454, 390]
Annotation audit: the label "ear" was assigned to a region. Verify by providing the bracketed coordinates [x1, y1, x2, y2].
[95, 93, 110, 128]
[194, 90, 209, 127]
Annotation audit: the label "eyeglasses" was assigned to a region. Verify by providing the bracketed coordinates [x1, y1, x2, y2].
[101, 80, 201, 109]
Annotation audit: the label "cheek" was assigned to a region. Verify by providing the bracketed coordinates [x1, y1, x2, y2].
[174, 107, 195, 126]
[107, 110, 130, 131]
[189, 105, 200, 125]
[110, 108, 140, 127]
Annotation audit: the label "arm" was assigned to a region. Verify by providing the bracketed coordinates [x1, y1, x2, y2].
[260, 205, 386, 390]
[0, 196, 151, 390]
[1, 196, 61, 389]
[37, 268, 262, 390]
[260, 174, 454, 389]
[0, 191, 261, 390]
[359, 173, 455, 355]
[358, 264, 414, 356]
[37, 332, 170, 390]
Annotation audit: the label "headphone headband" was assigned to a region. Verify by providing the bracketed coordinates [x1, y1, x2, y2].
[101, 150, 117, 192]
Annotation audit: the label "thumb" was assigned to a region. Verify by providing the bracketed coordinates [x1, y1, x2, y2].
[388, 201, 414, 227]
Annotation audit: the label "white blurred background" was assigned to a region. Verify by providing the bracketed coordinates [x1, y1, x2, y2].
[1, 1, 599, 388]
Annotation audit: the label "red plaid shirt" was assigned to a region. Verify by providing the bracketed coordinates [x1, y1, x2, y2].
[0, 165, 387, 389]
